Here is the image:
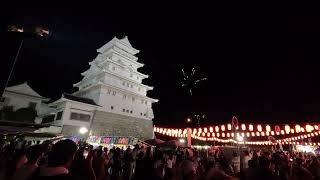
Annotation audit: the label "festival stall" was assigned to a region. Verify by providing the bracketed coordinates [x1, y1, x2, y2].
[87, 135, 139, 149]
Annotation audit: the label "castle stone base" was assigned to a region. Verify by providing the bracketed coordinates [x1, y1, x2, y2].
[90, 111, 154, 140]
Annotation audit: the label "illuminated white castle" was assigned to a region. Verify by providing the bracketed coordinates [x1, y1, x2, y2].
[38, 36, 158, 140]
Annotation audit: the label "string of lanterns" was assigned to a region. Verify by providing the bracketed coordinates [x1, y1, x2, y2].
[154, 123, 319, 138]
[154, 123, 320, 145]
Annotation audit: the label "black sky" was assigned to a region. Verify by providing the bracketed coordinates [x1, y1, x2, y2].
[2, 2, 320, 127]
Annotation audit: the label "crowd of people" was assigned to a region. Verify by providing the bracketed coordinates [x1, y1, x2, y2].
[0, 138, 320, 180]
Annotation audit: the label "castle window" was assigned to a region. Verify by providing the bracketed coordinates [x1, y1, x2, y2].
[70, 112, 91, 122]
[123, 94, 127, 99]
[130, 110, 133, 114]
[112, 67, 116, 71]
[56, 111, 63, 120]
[144, 113, 146, 116]
[28, 102, 37, 109]
[130, 85, 133, 88]
[141, 100, 144, 104]
[132, 97, 135, 102]
[127, 83, 129, 87]
[111, 106, 114, 110]
[145, 101, 147, 105]
[113, 91, 116, 96]
[122, 82, 125, 86]
[140, 113, 143, 116]
[126, 109, 129, 113]
[123, 109, 125, 112]
[107, 89, 111, 94]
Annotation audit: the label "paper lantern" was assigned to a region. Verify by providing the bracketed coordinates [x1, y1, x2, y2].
[261, 132, 265, 136]
[198, 128, 202, 133]
[257, 125, 262, 132]
[301, 127, 305, 132]
[285, 125, 290, 134]
[246, 132, 250, 137]
[215, 126, 219, 132]
[209, 127, 213, 132]
[281, 130, 285, 135]
[290, 129, 294, 134]
[204, 128, 208, 133]
[295, 125, 301, 133]
[266, 125, 271, 132]
[222, 133, 225, 137]
[271, 131, 275, 135]
[306, 125, 314, 132]
[227, 133, 230, 137]
[266, 131, 269, 136]
[249, 124, 253, 131]
[227, 124, 232, 130]
[251, 132, 255, 136]
[241, 124, 246, 131]
[256, 132, 260, 136]
[221, 125, 225, 131]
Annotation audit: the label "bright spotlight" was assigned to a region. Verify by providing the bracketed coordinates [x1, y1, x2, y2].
[237, 136, 244, 142]
[79, 127, 88, 134]
[179, 139, 185, 143]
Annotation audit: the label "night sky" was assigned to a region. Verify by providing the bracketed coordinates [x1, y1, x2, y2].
[2, 2, 320, 127]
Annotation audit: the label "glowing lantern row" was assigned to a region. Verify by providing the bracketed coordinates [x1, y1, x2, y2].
[154, 124, 319, 136]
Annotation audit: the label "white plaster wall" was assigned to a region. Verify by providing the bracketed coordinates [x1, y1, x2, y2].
[80, 89, 101, 105]
[97, 87, 152, 120]
[2, 92, 42, 111]
[104, 74, 147, 96]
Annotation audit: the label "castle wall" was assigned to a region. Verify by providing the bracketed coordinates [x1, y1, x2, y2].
[90, 110, 153, 140]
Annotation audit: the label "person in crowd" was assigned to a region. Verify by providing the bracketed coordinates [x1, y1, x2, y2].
[134, 151, 145, 180]
[154, 150, 165, 179]
[307, 156, 320, 180]
[179, 158, 196, 180]
[122, 147, 134, 180]
[92, 148, 106, 180]
[290, 157, 313, 180]
[70, 147, 96, 180]
[142, 146, 154, 179]
[231, 152, 241, 175]
[217, 155, 234, 176]
[12, 145, 43, 180]
[4, 149, 28, 180]
[248, 156, 280, 180]
[29, 139, 78, 180]
[242, 151, 251, 170]
[38, 140, 51, 166]
[110, 149, 122, 180]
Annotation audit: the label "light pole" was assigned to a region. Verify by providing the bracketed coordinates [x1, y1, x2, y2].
[1, 25, 49, 98]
